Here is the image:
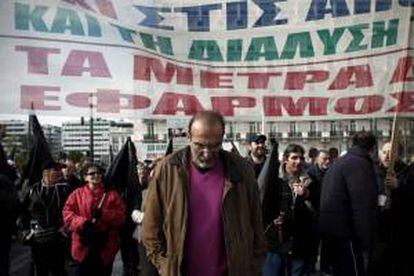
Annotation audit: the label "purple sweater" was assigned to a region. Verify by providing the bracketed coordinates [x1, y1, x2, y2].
[185, 160, 227, 276]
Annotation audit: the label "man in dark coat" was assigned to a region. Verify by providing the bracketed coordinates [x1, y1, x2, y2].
[369, 141, 413, 276]
[21, 161, 71, 276]
[245, 134, 267, 177]
[307, 149, 330, 211]
[391, 162, 414, 276]
[307, 149, 331, 273]
[319, 132, 378, 276]
[62, 160, 82, 191]
[262, 144, 317, 276]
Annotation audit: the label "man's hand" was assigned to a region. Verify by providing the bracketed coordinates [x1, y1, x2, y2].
[293, 182, 308, 197]
[273, 212, 285, 226]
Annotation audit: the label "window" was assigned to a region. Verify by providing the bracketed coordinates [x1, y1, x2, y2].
[370, 119, 377, 132]
[289, 122, 296, 134]
[228, 122, 235, 134]
[310, 121, 316, 133]
[330, 121, 336, 133]
[249, 122, 258, 133]
[350, 120, 357, 132]
[147, 121, 155, 136]
[270, 122, 278, 133]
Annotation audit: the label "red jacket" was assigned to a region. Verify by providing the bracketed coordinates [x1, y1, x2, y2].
[62, 183, 126, 264]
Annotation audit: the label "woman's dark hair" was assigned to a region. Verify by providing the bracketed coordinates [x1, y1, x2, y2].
[81, 163, 103, 177]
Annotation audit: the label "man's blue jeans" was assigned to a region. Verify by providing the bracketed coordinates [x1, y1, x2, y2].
[262, 252, 309, 276]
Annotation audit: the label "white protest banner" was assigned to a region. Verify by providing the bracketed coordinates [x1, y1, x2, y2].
[0, 0, 413, 121]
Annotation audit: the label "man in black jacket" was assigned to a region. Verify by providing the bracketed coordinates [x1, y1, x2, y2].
[62, 159, 82, 191]
[245, 134, 267, 177]
[262, 144, 317, 276]
[369, 141, 414, 276]
[21, 161, 71, 276]
[307, 149, 331, 273]
[319, 132, 378, 276]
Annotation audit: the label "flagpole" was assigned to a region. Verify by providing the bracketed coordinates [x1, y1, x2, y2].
[89, 93, 94, 162]
[27, 102, 34, 152]
[261, 108, 265, 135]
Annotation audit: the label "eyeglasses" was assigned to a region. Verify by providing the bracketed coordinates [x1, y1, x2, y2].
[191, 141, 222, 152]
[86, 171, 100, 176]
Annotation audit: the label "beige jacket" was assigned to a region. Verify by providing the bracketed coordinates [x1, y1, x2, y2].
[142, 147, 266, 276]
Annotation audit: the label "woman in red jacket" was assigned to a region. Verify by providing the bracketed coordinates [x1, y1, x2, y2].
[63, 163, 125, 276]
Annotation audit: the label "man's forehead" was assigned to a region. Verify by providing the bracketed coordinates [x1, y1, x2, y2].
[191, 120, 223, 136]
[288, 152, 303, 158]
[381, 143, 391, 151]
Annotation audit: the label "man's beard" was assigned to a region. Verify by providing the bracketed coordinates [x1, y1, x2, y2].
[252, 148, 265, 159]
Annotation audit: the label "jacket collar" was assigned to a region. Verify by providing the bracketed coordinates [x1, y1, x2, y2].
[169, 146, 242, 184]
[348, 146, 373, 162]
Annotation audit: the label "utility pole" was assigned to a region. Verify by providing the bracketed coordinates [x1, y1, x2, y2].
[89, 93, 94, 162]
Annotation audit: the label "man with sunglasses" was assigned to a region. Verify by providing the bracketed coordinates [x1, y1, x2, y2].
[142, 110, 266, 276]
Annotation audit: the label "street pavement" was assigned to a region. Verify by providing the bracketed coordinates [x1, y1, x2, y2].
[10, 241, 324, 276]
[9, 241, 124, 276]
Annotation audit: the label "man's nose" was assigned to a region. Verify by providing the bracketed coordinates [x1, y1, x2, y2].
[201, 149, 213, 158]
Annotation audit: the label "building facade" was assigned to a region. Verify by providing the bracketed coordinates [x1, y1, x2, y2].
[61, 118, 133, 164]
[133, 117, 414, 161]
[0, 120, 62, 157]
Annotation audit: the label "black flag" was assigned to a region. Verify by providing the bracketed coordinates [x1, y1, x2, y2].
[230, 140, 241, 156]
[165, 137, 173, 156]
[257, 141, 280, 203]
[104, 137, 140, 211]
[22, 114, 53, 187]
[0, 142, 17, 182]
[109, 144, 114, 164]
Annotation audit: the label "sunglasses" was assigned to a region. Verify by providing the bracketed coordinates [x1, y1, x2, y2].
[86, 171, 100, 176]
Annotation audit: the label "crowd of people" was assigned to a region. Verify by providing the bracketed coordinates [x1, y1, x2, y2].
[1, 156, 159, 276]
[1, 110, 414, 276]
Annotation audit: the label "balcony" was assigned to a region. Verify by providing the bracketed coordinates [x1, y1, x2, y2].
[143, 134, 158, 142]
[225, 132, 241, 140]
[288, 132, 302, 138]
[268, 132, 282, 139]
[308, 131, 321, 138]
